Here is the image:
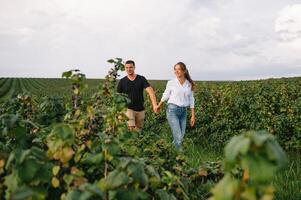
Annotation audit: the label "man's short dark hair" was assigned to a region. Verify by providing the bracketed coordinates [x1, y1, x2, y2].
[125, 60, 135, 66]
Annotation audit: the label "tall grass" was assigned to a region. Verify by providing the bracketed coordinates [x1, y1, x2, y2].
[273, 151, 301, 200]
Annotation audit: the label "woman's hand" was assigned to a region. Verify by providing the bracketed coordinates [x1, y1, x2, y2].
[190, 108, 195, 127]
[190, 115, 195, 127]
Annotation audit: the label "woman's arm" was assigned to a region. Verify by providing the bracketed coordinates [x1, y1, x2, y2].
[157, 101, 164, 109]
[189, 90, 195, 127]
[190, 108, 195, 127]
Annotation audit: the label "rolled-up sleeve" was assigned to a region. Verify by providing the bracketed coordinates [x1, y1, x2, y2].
[189, 91, 195, 108]
[161, 81, 172, 102]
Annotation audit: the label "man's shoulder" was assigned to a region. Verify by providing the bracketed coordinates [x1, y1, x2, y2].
[136, 74, 144, 78]
[119, 76, 128, 82]
[136, 74, 147, 81]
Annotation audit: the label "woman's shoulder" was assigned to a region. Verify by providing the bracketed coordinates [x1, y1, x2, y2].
[168, 78, 177, 83]
[166, 78, 176, 86]
[185, 79, 192, 87]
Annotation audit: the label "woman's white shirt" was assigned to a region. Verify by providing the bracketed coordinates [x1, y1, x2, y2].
[161, 78, 195, 108]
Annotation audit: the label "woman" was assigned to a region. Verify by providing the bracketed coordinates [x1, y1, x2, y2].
[156, 62, 195, 150]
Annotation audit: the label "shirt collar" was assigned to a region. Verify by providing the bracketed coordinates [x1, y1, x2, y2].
[174, 78, 188, 86]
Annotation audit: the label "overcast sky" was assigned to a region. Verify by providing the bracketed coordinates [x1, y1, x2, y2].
[0, 0, 301, 80]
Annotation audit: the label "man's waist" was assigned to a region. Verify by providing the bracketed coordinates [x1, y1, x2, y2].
[127, 104, 144, 111]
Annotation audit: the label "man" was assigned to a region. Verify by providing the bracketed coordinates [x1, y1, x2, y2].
[117, 60, 157, 131]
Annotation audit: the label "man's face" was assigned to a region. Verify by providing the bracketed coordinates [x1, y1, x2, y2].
[125, 63, 135, 75]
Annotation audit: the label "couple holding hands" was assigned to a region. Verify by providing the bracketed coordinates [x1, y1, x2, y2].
[117, 60, 195, 151]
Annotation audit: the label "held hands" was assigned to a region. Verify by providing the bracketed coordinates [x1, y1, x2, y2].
[153, 101, 163, 114]
[153, 104, 160, 114]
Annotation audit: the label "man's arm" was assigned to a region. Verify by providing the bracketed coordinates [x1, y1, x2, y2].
[145, 86, 157, 112]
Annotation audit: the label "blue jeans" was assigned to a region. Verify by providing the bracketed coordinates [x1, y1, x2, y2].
[166, 103, 187, 150]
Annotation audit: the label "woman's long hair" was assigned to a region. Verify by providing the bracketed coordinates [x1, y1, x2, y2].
[174, 62, 195, 91]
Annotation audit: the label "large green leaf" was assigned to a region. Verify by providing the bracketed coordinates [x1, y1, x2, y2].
[4, 172, 19, 192]
[81, 153, 103, 165]
[156, 189, 177, 200]
[241, 155, 277, 183]
[10, 186, 37, 200]
[210, 174, 239, 200]
[103, 141, 120, 156]
[47, 124, 75, 152]
[127, 162, 148, 187]
[98, 170, 131, 191]
[225, 135, 250, 169]
[113, 188, 149, 200]
[265, 140, 288, 168]
[36, 162, 53, 184]
[248, 131, 271, 147]
[50, 123, 75, 142]
[18, 159, 40, 182]
[65, 190, 82, 200]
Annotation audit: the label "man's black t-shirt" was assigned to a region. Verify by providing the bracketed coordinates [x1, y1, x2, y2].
[117, 75, 150, 111]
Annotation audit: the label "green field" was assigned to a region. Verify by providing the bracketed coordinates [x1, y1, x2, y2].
[0, 73, 300, 199]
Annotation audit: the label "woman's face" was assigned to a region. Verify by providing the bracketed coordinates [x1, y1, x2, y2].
[174, 64, 185, 78]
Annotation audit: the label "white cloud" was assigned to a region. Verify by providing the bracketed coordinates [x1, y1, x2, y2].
[0, 0, 301, 80]
[275, 4, 301, 42]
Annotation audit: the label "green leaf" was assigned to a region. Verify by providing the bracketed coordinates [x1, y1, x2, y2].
[10, 186, 34, 200]
[248, 130, 271, 147]
[118, 157, 131, 169]
[52, 165, 60, 176]
[241, 155, 277, 183]
[114, 188, 149, 200]
[156, 189, 177, 200]
[146, 165, 160, 178]
[63, 174, 74, 185]
[4, 172, 19, 192]
[241, 187, 256, 200]
[62, 71, 72, 78]
[65, 190, 82, 200]
[79, 183, 104, 198]
[127, 162, 148, 187]
[105, 141, 120, 156]
[116, 58, 122, 62]
[36, 163, 53, 184]
[31, 146, 46, 161]
[210, 174, 239, 200]
[19, 149, 31, 163]
[49, 123, 75, 145]
[265, 140, 288, 168]
[98, 170, 131, 191]
[18, 159, 40, 182]
[224, 135, 250, 169]
[81, 153, 103, 165]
